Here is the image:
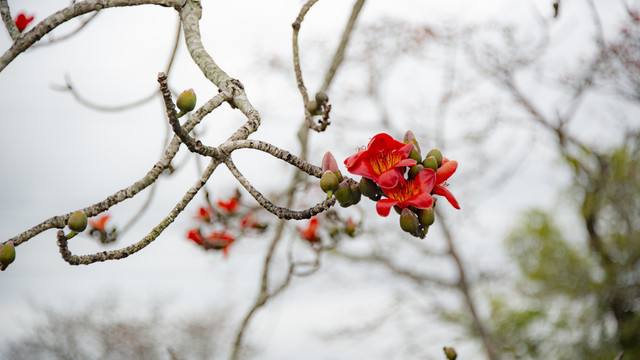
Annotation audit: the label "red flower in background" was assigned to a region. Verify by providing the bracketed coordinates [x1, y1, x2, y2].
[217, 197, 239, 212]
[195, 206, 213, 223]
[240, 213, 258, 229]
[205, 231, 235, 258]
[297, 217, 320, 243]
[187, 229, 205, 245]
[89, 213, 110, 231]
[433, 159, 460, 209]
[14, 13, 34, 32]
[376, 169, 436, 217]
[344, 133, 416, 189]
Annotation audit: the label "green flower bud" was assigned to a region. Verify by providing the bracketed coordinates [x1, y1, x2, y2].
[426, 149, 443, 167]
[403, 130, 416, 143]
[68, 210, 88, 232]
[443, 347, 457, 360]
[349, 182, 361, 205]
[176, 89, 196, 118]
[360, 177, 382, 200]
[335, 181, 352, 206]
[307, 100, 321, 115]
[409, 147, 422, 163]
[418, 207, 435, 227]
[320, 171, 339, 194]
[0, 241, 16, 271]
[422, 156, 438, 171]
[315, 91, 329, 105]
[408, 164, 424, 179]
[399, 209, 419, 233]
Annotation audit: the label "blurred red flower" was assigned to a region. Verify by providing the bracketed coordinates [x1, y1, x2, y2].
[14, 13, 34, 32]
[297, 217, 320, 243]
[89, 213, 110, 232]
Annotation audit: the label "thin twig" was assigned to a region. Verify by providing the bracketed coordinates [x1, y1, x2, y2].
[320, 0, 367, 93]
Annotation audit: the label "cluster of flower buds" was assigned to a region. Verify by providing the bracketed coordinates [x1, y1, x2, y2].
[186, 190, 267, 258]
[334, 131, 460, 239]
[320, 152, 361, 208]
[307, 91, 329, 116]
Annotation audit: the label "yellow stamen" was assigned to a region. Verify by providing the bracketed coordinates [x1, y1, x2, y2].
[370, 151, 402, 175]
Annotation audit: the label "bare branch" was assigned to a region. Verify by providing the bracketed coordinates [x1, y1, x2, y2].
[0, 0, 20, 41]
[0, 0, 184, 72]
[56, 158, 220, 265]
[224, 158, 335, 220]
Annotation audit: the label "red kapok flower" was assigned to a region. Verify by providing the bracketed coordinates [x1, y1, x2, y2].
[205, 231, 235, 257]
[195, 206, 213, 223]
[297, 217, 320, 243]
[14, 13, 34, 32]
[376, 168, 436, 217]
[240, 213, 258, 229]
[187, 229, 204, 245]
[433, 159, 460, 209]
[344, 133, 416, 189]
[89, 213, 110, 232]
[217, 197, 239, 212]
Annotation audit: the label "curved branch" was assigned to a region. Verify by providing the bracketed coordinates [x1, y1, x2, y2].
[56, 158, 220, 265]
[224, 158, 335, 220]
[0, 0, 184, 72]
[221, 139, 323, 178]
[7, 81, 228, 247]
[53, 17, 182, 113]
[291, 0, 318, 128]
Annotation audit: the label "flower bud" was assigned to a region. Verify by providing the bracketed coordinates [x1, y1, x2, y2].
[349, 182, 361, 205]
[176, 89, 196, 117]
[315, 91, 329, 105]
[345, 217, 356, 237]
[322, 151, 340, 173]
[409, 147, 422, 163]
[426, 149, 443, 167]
[408, 164, 424, 179]
[399, 209, 419, 233]
[320, 171, 339, 194]
[307, 100, 321, 115]
[68, 210, 88, 232]
[0, 241, 16, 271]
[360, 177, 382, 200]
[418, 207, 435, 226]
[403, 130, 416, 143]
[443, 347, 457, 360]
[335, 181, 352, 206]
[422, 155, 438, 171]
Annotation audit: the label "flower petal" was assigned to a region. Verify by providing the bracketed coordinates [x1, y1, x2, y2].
[436, 160, 457, 184]
[376, 199, 398, 217]
[415, 168, 436, 193]
[374, 168, 404, 189]
[433, 185, 460, 209]
[401, 192, 433, 210]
